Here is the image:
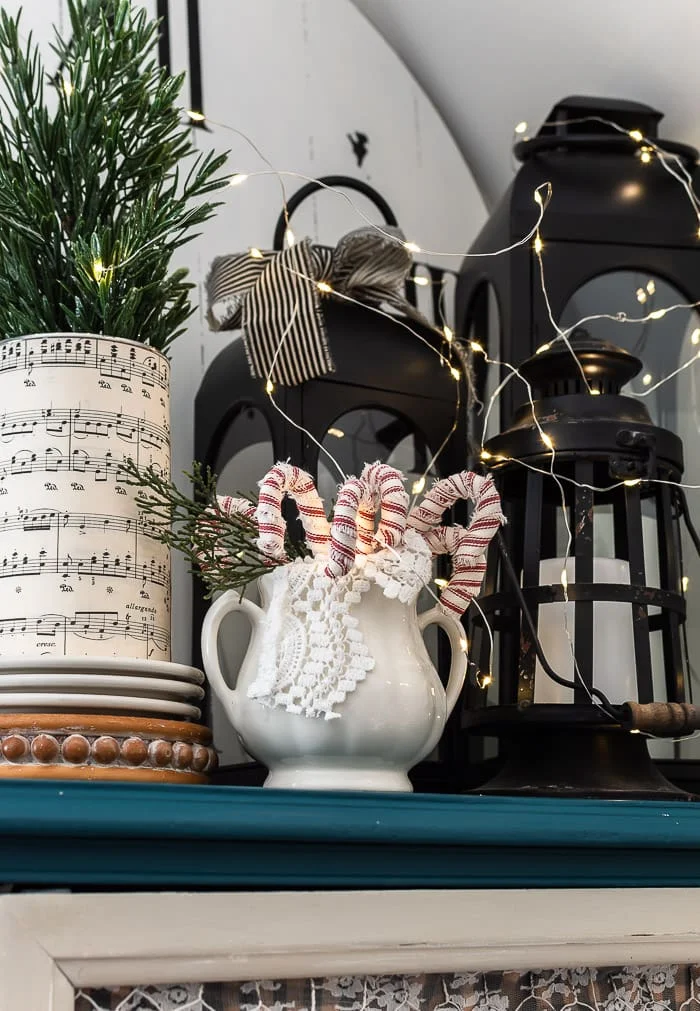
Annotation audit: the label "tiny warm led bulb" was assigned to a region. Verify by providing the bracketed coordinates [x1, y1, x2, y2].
[62, 74, 74, 98]
[404, 240, 421, 253]
[514, 121, 528, 135]
[640, 150, 652, 164]
[534, 235, 543, 254]
[470, 340, 484, 354]
[589, 388, 601, 395]
[327, 427, 345, 439]
[434, 577, 449, 589]
[535, 342, 551, 354]
[479, 674, 493, 688]
[624, 478, 642, 487]
[443, 325, 454, 343]
[411, 476, 426, 495]
[682, 575, 690, 592]
[629, 129, 644, 142]
[560, 568, 569, 592]
[265, 379, 274, 394]
[534, 189, 543, 206]
[648, 308, 666, 319]
[450, 366, 460, 381]
[317, 281, 332, 293]
[249, 247, 264, 259]
[646, 279, 656, 295]
[480, 449, 492, 460]
[541, 432, 554, 450]
[229, 173, 248, 186]
[697, 225, 700, 240]
[92, 258, 104, 281]
[412, 275, 430, 286]
[284, 228, 296, 247]
[636, 288, 647, 304]
[187, 110, 206, 122]
[692, 329, 700, 345]
[642, 373, 653, 386]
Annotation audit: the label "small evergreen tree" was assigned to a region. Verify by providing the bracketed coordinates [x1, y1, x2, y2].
[0, 0, 228, 352]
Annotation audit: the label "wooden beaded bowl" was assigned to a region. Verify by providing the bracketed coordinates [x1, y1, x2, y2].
[0, 714, 217, 782]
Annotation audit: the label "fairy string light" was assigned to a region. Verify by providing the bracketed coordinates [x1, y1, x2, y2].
[189, 105, 700, 718]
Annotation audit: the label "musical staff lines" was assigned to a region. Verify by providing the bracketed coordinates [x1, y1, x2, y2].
[0, 611, 170, 655]
[0, 508, 160, 539]
[0, 550, 168, 588]
[0, 333, 171, 659]
[0, 508, 167, 589]
[0, 335, 169, 390]
[0, 446, 167, 483]
[0, 407, 169, 448]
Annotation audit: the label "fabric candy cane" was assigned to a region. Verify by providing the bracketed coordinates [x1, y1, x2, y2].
[256, 463, 330, 561]
[216, 495, 256, 522]
[325, 477, 374, 579]
[361, 461, 409, 549]
[408, 471, 504, 616]
[194, 495, 257, 572]
[423, 526, 489, 615]
[325, 462, 409, 579]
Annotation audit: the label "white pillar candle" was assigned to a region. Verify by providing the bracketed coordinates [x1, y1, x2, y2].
[534, 557, 636, 704]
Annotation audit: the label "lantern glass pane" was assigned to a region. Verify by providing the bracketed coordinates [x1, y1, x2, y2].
[561, 271, 700, 757]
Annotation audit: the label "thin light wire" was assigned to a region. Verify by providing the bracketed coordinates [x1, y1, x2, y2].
[264, 299, 347, 483]
[198, 108, 700, 726]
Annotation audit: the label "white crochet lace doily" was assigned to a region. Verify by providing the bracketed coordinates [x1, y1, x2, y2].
[247, 530, 433, 720]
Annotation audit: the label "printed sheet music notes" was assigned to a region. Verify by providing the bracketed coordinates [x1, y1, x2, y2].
[0, 334, 171, 659]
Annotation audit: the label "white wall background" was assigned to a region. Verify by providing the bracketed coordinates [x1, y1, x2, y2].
[352, 0, 700, 208]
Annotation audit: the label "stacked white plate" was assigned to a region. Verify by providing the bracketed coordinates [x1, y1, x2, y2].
[0, 657, 205, 721]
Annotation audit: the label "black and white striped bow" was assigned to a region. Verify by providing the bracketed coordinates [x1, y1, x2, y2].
[205, 227, 422, 387]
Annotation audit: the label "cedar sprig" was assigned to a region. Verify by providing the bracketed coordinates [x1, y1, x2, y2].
[121, 458, 310, 597]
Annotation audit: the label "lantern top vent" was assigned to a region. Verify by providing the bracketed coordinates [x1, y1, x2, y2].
[514, 95, 696, 164]
[520, 330, 642, 397]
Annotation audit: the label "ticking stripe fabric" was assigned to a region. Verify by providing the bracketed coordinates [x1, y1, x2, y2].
[206, 227, 418, 387]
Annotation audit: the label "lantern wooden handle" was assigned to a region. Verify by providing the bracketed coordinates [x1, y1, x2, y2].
[622, 701, 700, 736]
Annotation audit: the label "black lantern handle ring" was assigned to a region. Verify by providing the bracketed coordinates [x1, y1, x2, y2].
[272, 175, 399, 251]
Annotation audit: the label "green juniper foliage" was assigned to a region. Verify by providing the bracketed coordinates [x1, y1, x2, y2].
[121, 458, 311, 597]
[0, 0, 228, 351]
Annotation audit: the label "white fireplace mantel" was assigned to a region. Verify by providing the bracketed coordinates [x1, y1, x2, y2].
[2, 887, 700, 1008]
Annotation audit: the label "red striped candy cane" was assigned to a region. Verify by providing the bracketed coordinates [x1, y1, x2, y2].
[361, 461, 409, 549]
[325, 462, 409, 579]
[423, 526, 488, 616]
[408, 471, 504, 616]
[256, 463, 330, 561]
[194, 495, 257, 572]
[325, 477, 375, 578]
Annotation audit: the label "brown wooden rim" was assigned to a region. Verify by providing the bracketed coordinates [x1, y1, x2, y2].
[0, 764, 208, 783]
[0, 713, 211, 742]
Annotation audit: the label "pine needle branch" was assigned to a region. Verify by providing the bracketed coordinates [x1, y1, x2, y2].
[0, 0, 229, 351]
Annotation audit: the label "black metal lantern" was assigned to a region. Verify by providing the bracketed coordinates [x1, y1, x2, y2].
[193, 177, 468, 787]
[467, 332, 698, 799]
[456, 95, 700, 427]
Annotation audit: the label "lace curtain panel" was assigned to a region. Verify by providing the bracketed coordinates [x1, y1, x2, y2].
[74, 966, 700, 1011]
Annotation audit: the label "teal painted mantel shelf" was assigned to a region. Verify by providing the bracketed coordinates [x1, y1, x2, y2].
[1, 781, 700, 889]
